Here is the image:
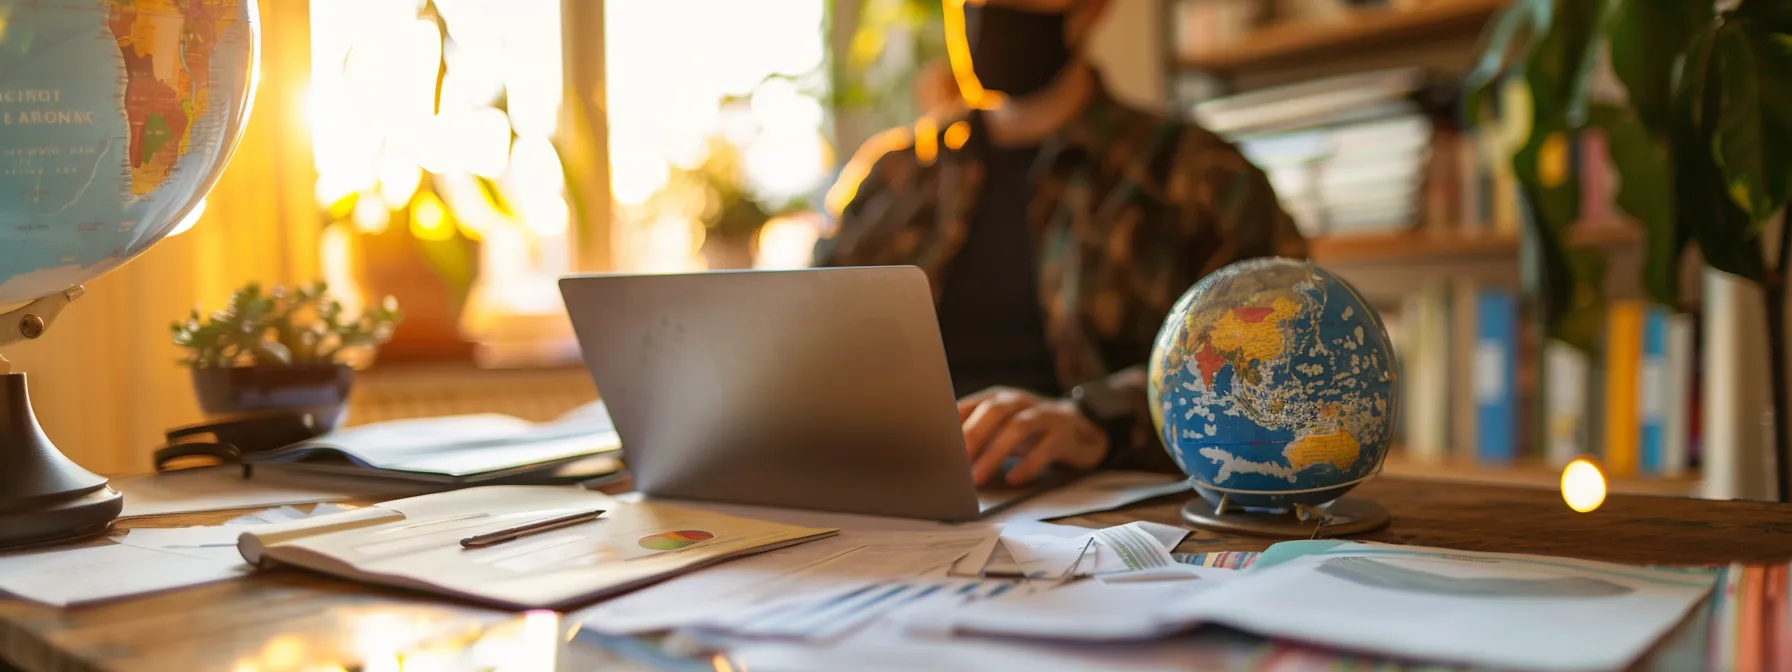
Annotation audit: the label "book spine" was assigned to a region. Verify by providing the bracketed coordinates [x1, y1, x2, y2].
[1473, 289, 1518, 465]
[1639, 306, 1670, 474]
[1662, 312, 1695, 478]
[1544, 341, 1590, 469]
[1603, 301, 1644, 477]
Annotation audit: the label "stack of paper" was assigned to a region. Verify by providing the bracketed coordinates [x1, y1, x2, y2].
[235, 486, 840, 610]
[0, 504, 347, 608]
[250, 400, 622, 483]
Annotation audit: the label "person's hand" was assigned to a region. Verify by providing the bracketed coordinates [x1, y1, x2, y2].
[956, 387, 1109, 487]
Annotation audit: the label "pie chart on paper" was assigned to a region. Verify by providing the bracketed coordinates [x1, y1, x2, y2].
[638, 530, 715, 551]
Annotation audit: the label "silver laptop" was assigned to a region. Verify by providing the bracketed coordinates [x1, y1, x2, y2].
[558, 266, 1076, 521]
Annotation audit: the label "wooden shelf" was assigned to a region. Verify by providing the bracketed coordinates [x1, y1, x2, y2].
[1381, 452, 1701, 499]
[1179, 0, 1509, 73]
[1307, 225, 1640, 265]
[1310, 231, 1516, 264]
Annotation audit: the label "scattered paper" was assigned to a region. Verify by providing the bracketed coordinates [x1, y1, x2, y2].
[986, 520, 1189, 578]
[114, 503, 359, 564]
[1160, 541, 1720, 672]
[227, 503, 353, 526]
[943, 572, 1234, 641]
[1092, 523, 1179, 571]
[0, 542, 248, 607]
[685, 582, 1269, 672]
[704, 579, 1014, 641]
[113, 467, 366, 519]
[984, 471, 1190, 523]
[574, 528, 1000, 637]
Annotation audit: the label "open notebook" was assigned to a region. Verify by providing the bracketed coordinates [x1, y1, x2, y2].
[235, 486, 839, 610]
[246, 401, 622, 483]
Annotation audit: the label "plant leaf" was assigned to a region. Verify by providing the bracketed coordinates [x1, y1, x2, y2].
[1676, 28, 1765, 281]
[1607, 0, 1712, 133]
[1589, 103, 1683, 306]
[1464, 0, 1546, 125]
[1709, 19, 1792, 227]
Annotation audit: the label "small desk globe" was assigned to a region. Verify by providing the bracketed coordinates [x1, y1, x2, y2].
[0, 1, 260, 549]
[1149, 257, 1397, 537]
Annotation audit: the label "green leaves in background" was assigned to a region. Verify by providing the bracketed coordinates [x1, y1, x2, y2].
[1469, 0, 1792, 346]
[1606, 0, 1710, 133]
[1466, 0, 1615, 351]
[1708, 18, 1792, 230]
[1588, 104, 1682, 305]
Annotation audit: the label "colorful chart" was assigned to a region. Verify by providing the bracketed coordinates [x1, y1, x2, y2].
[637, 530, 714, 551]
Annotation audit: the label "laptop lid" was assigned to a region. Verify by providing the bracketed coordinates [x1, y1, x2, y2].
[559, 266, 983, 521]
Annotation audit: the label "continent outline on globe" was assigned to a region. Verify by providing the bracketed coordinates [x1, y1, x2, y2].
[0, 0, 257, 306]
[1148, 257, 1400, 509]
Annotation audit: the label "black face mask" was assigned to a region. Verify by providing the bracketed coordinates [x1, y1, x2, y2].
[961, 4, 1071, 100]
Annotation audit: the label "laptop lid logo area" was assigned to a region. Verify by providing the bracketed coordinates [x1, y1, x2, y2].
[559, 267, 982, 521]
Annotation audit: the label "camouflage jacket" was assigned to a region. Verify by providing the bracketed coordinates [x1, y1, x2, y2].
[813, 78, 1308, 472]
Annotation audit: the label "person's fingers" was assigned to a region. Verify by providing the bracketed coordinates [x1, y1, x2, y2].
[957, 387, 1013, 420]
[1004, 426, 1064, 486]
[957, 393, 992, 421]
[961, 397, 1029, 457]
[971, 409, 1041, 486]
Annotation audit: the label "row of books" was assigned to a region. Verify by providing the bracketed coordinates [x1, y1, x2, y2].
[1174, 0, 1444, 61]
[1390, 281, 1698, 477]
[1190, 67, 1523, 239]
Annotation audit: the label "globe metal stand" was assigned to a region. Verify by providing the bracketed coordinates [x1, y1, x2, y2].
[1181, 489, 1390, 539]
[0, 286, 123, 551]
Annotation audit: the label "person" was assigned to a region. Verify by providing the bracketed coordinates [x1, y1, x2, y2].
[813, 0, 1307, 489]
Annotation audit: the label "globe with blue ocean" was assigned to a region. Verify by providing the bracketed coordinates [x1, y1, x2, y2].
[0, 0, 257, 306]
[1149, 257, 1397, 511]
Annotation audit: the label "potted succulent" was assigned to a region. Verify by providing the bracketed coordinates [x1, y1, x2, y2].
[172, 281, 402, 431]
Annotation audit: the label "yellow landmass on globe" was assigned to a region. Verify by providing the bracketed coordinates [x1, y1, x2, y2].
[111, 0, 239, 195]
[1283, 429, 1361, 473]
[1207, 297, 1301, 365]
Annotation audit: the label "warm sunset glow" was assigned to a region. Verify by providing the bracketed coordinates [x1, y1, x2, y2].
[606, 0, 828, 272]
[944, 120, 971, 150]
[942, 0, 1006, 111]
[824, 127, 913, 217]
[756, 214, 822, 270]
[410, 192, 453, 242]
[914, 116, 940, 166]
[1561, 458, 1608, 513]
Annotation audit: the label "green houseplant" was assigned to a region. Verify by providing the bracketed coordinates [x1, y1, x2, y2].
[172, 281, 402, 430]
[1467, 0, 1792, 500]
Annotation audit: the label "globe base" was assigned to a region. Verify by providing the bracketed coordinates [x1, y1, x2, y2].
[0, 372, 123, 551]
[1181, 494, 1389, 538]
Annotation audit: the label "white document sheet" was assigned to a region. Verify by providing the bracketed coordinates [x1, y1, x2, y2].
[944, 571, 1236, 641]
[1161, 542, 1718, 672]
[701, 578, 1263, 672]
[115, 503, 356, 562]
[262, 401, 619, 477]
[0, 542, 248, 607]
[572, 527, 1000, 637]
[985, 471, 1190, 523]
[238, 486, 838, 610]
[989, 520, 1190, 578]
[113, 467, 365, 519]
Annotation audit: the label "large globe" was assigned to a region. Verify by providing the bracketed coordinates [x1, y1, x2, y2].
[1149, 257, 1397, 511]
[0, 0, 259, 306]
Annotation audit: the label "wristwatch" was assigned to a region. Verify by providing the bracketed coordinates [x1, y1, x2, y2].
[1070, 378, 1134, 426]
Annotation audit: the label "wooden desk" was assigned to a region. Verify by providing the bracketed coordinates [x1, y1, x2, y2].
[2, 477, 1789, 671]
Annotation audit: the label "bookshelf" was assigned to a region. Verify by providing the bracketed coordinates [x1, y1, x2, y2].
[1163, 1, 1693, 497]
[1178, 0, 1509, 74]
[1309, 224, 1641, 265]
